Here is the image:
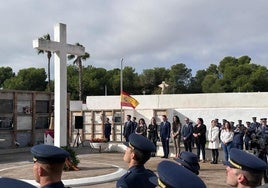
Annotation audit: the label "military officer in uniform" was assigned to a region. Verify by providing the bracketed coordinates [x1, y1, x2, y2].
[224, 148, 268, 187]
[31, 144, 70, 188]
[257, 118, 268, 183]
[150, 160, 206, 188]
[116, 133, 157, 188]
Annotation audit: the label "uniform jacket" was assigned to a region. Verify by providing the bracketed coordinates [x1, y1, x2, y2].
[116, 165, 156, 188]
[42, 181, 65, 188]
[233, 127, 245, 145]
[250, 122, 260, 132]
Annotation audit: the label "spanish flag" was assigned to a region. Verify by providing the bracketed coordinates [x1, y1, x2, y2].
[121, 91, 139, 109]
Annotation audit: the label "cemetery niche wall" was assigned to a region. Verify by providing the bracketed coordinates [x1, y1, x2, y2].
[70, 109, 123, 143]
[0, 90, 58, 148]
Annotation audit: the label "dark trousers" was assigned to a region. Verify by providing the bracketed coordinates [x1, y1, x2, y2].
[161, 138, 169, 158]
[244, 140, 249, 150]
[124, 135, 129, 142]
[183, 139, 192, 152]
[258, 151, 268, 183]
[196, 142, 206, 160]
[233, 142, 243, 150]
[211, 149, 219, 163]
[105, 135, 110, 142]
[152, 141, 157, 157]
[244, 137, 250, 150]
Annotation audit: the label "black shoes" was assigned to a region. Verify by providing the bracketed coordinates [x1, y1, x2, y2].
[210, 161, 218, 164]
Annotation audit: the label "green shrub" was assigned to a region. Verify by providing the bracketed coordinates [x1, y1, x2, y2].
[62, 146, 80, 171]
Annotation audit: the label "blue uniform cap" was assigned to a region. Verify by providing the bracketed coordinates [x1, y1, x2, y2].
[31, 144, 70, 164]
[124, 133, 156, 152]
[150, 161, 206, 188]
[0, 177, 36, 188]
[174, 151, 200, 175]
[224, 148, 268, 172]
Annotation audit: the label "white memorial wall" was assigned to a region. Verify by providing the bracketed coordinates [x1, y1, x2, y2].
[84, 92, 268, 128]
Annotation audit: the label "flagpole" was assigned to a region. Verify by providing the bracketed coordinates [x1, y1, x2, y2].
[120, 58, 123, 94]
[120, 58, 124, 142]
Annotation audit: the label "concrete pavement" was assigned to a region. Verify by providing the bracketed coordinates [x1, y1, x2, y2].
[0, 144, 228, 188]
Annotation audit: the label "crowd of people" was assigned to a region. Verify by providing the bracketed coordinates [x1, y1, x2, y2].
[1, 115, 268, 187]
[120, 114, 268, 187]
[123, 115, 268, 163]
[1, 140, 266, 188]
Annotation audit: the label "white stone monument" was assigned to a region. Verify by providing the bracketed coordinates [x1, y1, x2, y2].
[158, 81, 169, 94]
[33, 23, 85, 147]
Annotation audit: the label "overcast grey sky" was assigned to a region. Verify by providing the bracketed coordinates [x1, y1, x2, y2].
[0, 0, 267, 78]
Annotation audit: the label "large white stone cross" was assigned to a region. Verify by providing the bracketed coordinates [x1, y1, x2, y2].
[33, 23, 85, 147]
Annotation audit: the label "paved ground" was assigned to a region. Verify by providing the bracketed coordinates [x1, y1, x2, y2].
[0, 145, 229, 188]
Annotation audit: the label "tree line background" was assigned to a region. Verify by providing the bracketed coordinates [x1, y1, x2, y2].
[0, 55, 267, 102]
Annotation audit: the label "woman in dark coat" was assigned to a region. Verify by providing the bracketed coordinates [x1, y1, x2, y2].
[147, 117, 159, 157]
[193, 118, 207, 162]
[135, 118, 147, 137]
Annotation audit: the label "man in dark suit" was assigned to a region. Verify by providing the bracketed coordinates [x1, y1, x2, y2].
[132, 117, 138, 132]
[159, 115, 171, 158]
[104, 117, 112, 142]
[123, 115, 133, 142]
[182, 117, 193, 152]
